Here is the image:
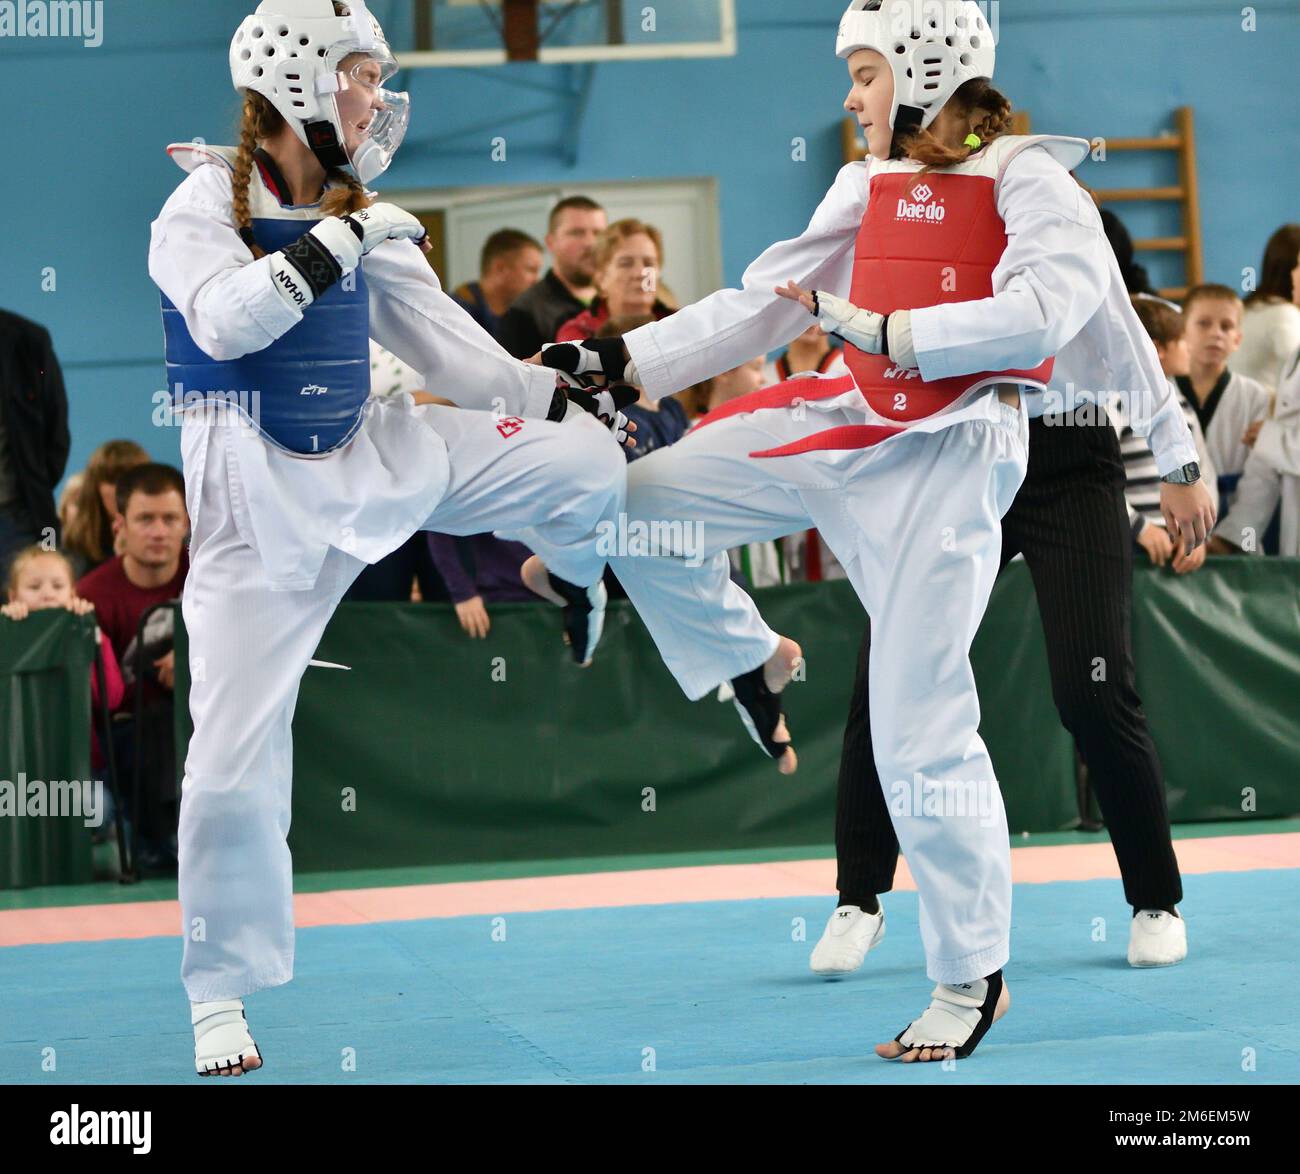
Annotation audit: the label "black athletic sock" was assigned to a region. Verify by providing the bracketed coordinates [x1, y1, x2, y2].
[838, 892, 880, 915]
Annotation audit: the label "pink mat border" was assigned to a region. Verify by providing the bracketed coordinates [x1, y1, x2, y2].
[3, 832, 1297, 948]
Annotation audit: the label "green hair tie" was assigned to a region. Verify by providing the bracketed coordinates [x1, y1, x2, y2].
[965, 133, 983, 149]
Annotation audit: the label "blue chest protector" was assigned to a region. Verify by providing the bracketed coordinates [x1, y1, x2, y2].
[161, 216, 370, 456]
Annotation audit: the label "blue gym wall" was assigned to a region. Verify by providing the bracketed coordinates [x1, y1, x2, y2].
[1, 0, 1297, 483]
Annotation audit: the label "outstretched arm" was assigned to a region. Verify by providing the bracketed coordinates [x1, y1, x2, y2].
[621, 162, 869, 399]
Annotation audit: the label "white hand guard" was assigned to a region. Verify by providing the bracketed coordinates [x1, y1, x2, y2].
[812, 291, 887, 355]
[268, 217, 363, 312]
[341, 202, 429, 257]
[268, 204, 428, 313]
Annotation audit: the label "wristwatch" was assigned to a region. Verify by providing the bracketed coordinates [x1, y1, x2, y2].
[1160, 461, 1201, 485]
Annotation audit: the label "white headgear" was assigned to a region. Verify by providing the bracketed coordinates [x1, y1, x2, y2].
[230, 0, 409, 184]
[837, 1, 996, 139]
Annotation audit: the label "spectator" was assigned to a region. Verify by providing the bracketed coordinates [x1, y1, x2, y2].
[0, 309, 71, 582]
[498, 196, 607, 358]
[368, 339, 456, 408]
[76, 462, 189, 872]
[1099, 208, 1157, 296]
[425, 532, 539, 639]
[596, 316, 689, 462]
[1177, 285, 1272, 511]
[555, 220, 674, 342]
[3, 546, 124, 786]
[763, 322, 848, 386]
[1231, 225, 1300, 394]
[58, 471, 84, 539]
[1213, 346, 1300, 556]
[63, 439, 150, 580]
[368, 338, 425, 399]
[1120, 296, 1218, 574]
[698, 356, 767, 415]
[451, 229, 544, 343]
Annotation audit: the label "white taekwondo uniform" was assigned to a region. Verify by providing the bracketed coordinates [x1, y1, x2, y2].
[613, 135, 1198, 986]
[150, 144, 626, 1002]
[1218, 350, 1300, 555]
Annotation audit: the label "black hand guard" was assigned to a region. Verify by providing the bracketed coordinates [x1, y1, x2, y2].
[540, 336, 629, 382]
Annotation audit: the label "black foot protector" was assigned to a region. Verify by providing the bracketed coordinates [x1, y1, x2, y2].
[730, 665, 793, 763]
[547, 572, 606, 666]
[892, 970, 1005, 1060]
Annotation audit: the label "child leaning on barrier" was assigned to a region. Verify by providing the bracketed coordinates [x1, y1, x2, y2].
[3, 546, 125, 773]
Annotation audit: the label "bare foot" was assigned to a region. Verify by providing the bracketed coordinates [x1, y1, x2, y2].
[875, 978, 1011, 1063]
[765, 636, 802, 776]
[520, 554, 566, 607]
[204, 1050, 262, 1077]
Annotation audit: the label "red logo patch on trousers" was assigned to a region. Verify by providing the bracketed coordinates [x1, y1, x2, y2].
[496, 416, 524, 439]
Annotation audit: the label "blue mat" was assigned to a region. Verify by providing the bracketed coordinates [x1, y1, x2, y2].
[2, 869, 1297, 1084]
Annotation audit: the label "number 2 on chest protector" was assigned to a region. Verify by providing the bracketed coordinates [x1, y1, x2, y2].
[894, 392, 907, 413]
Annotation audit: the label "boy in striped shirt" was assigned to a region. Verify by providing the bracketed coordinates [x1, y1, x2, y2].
[1117, 296, 1217, 574]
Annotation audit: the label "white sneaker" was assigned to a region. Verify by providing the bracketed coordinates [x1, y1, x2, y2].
[810, 904, 885, 975]
[1128, 909, 1188, 967]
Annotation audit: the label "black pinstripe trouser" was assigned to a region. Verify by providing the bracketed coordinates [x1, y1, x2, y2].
[834, 409, 1183, 911]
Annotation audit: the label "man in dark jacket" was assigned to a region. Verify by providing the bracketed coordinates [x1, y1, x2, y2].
[0, 309, 70, 579]
[497, 196, 606, 359]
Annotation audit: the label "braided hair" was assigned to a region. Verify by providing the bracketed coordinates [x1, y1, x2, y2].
[899, 78, 1014, 170]
[230, 89, 373, 259]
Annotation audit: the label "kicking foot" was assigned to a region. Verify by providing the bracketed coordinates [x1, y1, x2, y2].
[1128, 908, 1187, 967]
[875, 972, 1010, 1063]
[729, 636, 802, 774]
[810, 904, 885, 976]
[520, 555, 606, 666]
[193, 999, 263, 1077]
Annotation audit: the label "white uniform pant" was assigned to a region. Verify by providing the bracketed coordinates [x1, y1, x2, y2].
[179, 407, 625, 1002]
[610, 395, 1028, 984]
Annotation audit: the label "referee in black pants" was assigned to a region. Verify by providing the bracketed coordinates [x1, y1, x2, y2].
[810, 402, 1212, 974]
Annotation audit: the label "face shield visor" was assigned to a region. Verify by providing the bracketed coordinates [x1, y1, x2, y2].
[314, 49, 409, 184]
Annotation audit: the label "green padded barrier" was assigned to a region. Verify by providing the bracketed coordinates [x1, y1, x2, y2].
[163, 558, 1298, 876]
[1132, 558, 1300, 822]
[0, 610, 97, 888]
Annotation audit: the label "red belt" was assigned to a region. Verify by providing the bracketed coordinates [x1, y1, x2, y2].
[694, 374, 905, 458]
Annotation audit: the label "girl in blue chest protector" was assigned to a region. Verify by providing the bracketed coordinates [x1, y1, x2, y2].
[150, 0, 638, 1077]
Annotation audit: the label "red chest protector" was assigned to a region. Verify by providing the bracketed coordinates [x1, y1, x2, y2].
[845, 165, 1054, 422]
[695, 136, 1090, 459]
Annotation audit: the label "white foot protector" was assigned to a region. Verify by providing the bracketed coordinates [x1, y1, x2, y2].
[193, 999, 261, 1076]
[1128, 909, 1187, 967]
[892, 972, 1009, 1061]
[810, 905, 885, 975]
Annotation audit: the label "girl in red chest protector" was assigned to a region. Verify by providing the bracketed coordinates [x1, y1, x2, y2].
[535, 0, 1215, 1063]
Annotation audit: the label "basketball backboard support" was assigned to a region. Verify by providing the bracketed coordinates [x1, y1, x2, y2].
[394, 0, 736, 68]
